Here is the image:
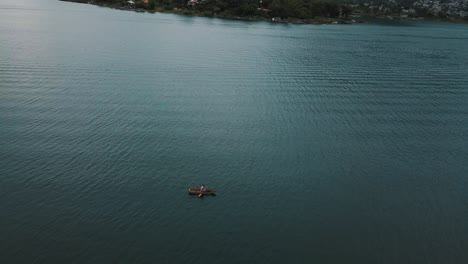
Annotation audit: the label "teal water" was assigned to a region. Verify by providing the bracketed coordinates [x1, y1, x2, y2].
[1, 1, 468, 263]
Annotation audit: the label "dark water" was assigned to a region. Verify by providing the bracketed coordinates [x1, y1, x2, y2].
[1, 1, 468, 263]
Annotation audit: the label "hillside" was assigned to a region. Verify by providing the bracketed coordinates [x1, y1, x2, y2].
[61, 0, 468, 20]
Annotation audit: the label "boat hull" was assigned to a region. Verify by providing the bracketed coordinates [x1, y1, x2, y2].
[188, 188, 216, 195]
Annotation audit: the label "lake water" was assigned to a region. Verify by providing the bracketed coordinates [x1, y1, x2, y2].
[1, 1, 468, 263]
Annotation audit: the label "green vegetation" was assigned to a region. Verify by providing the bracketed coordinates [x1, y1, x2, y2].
[63, 0, 354, 22]
[62, 0, 468, 23]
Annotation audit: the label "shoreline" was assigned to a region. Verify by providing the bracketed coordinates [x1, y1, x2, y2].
[60, 0, 468, 25]
[60, 0, 360, 25]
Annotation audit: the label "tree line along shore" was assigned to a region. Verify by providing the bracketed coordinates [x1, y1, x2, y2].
[60, 0, 468, 24]
[61, 0, 358, 24]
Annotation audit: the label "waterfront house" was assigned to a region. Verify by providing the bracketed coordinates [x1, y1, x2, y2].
[188, 0, 199, 6]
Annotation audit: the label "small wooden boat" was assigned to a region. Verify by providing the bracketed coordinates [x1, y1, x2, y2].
[188, 188, 216, 196]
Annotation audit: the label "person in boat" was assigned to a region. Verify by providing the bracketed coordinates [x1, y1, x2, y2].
[200, 184, 207, 193]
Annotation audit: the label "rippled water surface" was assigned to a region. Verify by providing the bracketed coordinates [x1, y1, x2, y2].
[1, 0, 468, 263]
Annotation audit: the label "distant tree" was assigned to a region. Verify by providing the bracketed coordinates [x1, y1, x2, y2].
[237, 0, 258, 16]
[341, 5, 352, 18]
[270, 0, 286, 18]
[148, 0, 156, 9]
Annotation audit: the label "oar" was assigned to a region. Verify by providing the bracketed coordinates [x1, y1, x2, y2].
[198, 192, 203, 198]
